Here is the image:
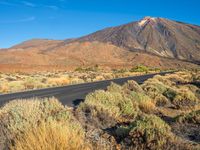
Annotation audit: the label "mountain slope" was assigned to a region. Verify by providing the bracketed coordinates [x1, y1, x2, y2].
[73, 17, 200, 63]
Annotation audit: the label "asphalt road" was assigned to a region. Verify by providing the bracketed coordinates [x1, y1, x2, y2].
[0, 72, 171, 107]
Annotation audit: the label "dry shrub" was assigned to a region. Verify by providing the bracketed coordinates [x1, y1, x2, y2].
[163, 88, 177, 101]
[191, 71, 200, 82]
[23, 78, 36, 89]
[9, 120, 90, 150]
[69, 78, 85, 84]
[107, 82, 123, 93]
[0, 83, 9, 93]
[178, 85, 200, 100]
[163, 87, 199, 109]
[7, 81, 25, 92]
[176, 110, 200, 124]
[78, 90, 139, 122]
[0, 98, 82, 149]
[47, 77, 70, 86]
[154, 94, 170, 107]
[173, 89, 198, 109]
[23, 77, 46, 90]
[122, 80, 144, 94]
[142, 78, 169, 98]
[165, 73, 188, 84]
[167, 71, 193, 83]
[130, 92, 156, 113]
[154, 75, 173, 86]
[0, 98, 65, 135]
[117, 115, 174, 149]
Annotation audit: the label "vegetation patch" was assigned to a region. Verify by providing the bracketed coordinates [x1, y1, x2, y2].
[116, 115, 175, 149]
[130, 92, 156, 113]
[78, 90, 139, 124]
[0, 70, 200, 149]
[176, 110, 200, 124]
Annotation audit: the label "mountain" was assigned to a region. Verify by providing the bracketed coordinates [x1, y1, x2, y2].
[0, 17, 199, 72]
[10, 39, 63, 50]
[73, 17, 200, 63]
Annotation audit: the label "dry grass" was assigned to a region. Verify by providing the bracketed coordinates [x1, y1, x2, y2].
[9, 120, 90, 150]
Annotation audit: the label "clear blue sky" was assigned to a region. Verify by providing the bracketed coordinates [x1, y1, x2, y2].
[1, 0, 200, 48]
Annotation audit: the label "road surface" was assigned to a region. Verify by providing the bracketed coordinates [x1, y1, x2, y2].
[0, 72, 171, 107]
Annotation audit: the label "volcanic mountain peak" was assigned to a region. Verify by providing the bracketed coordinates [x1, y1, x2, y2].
[138, 16, 158, 27]
[73, 17, 200, 63]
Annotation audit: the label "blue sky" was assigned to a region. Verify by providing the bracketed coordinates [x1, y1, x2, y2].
[0, 0, 200, 48]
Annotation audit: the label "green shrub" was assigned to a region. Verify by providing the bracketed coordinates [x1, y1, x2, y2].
[130, 92, 156, 113]
[163, 88, 177, 101]
[154, 94, 170, 107]
[130, 65, 149, 73]
[118, 115, 173, 149]
[172, 89, 199, 109]
[78, 90, 139, 121]
[142, 78, 169, 98]
[115, 69, 128, 73]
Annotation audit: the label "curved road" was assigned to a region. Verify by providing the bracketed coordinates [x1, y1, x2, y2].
[0, 72, 171, 107]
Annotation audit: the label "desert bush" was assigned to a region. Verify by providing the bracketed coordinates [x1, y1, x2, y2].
[78, 90, 139, 122]
[107, 82, 123, 93]
[142, 78, 169, 98]
[154, 75, 173, 86]
[164, 88, 199, 109]
[123, 80, 144, 94]
[173, 89, 199, 109]
[176, 110, 200, 124]
[163, 88, 178, 101]
[23, 77, 36, 89]
[0, 83, 9, 93]
[154, 94, 170, 106]
[0, 98, 81, 149]
[115, 69, 128, 74]
[191, 71, 200, 82]
[165, 71, 194, 84]
[130, 92, 156, 113]
[9, 120, 90, 150]
[47, 77, 70, 86]
[118, 115, 174, 149]
[7, 81, 25, 92]
[69, 78, 85, 84]
[178, 85, 200, 102]
[130, 65, 149, 73]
